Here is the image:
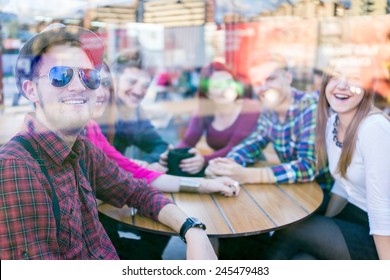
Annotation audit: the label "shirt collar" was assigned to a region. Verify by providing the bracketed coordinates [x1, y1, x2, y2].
[21, 113, 85, 165]
[265, 88, 304, 123]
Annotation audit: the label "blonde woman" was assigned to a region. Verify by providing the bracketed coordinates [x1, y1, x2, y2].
[270, 55, 390, 260]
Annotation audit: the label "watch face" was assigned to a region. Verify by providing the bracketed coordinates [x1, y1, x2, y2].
[189, 217, 206, 230]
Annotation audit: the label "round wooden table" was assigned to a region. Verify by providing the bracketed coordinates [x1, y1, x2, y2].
[98, 182, 323, 238]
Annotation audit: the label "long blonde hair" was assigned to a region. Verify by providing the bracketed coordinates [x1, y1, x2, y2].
[315, 55, 380, 178]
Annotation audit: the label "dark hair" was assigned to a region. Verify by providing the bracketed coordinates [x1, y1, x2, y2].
[198, 61, 249, 99]
[111, 49, 143, 75]
[195, 61, 252, 118]
[15, 25, 104, 97]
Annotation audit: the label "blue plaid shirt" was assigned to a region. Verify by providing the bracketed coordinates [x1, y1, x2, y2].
[228, 89, 320, 184]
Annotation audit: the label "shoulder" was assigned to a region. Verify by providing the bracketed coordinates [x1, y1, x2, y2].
[358, 113, 390, 137]
[0, 139, 41, 182]
[294, 89, 318, 109]
[0, 137, 34, 161]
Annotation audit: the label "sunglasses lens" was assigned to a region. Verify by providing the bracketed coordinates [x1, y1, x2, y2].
[49, 66, 74, 87]
[80, 69, 101, 90]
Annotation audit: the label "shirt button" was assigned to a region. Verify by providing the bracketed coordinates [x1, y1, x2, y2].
[22, 251, 29, 259]
[99, 255, 104, 259]
[86, 228, 91, 234]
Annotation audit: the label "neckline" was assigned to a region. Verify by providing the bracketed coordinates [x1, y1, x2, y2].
[332, 115, 343, 148]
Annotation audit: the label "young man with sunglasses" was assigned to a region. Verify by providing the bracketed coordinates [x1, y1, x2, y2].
[0, 24, 216, 260]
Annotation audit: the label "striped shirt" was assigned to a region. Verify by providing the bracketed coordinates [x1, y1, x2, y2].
[0, 114, 172, 260]
[227, 89, 319, 184]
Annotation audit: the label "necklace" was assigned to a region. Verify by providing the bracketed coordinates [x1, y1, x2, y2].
[332, 115, 343, 148]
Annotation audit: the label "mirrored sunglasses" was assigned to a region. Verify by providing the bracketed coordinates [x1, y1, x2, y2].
[38, 66, 101, 90]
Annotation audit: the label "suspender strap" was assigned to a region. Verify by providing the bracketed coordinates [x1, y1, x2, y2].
[12, 136, 61, 240]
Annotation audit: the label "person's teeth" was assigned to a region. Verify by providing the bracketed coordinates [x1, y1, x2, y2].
[335, 94, 349, 99]
[63, 99, 85, 104]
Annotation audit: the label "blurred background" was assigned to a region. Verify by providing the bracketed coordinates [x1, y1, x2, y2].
[1, 0, 389, 123]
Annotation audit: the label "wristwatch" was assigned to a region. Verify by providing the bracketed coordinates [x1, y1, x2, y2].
[179, 217, 206, 243]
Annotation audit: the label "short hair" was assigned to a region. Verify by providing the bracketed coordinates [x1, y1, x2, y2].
[15, 24, 104, 97]
[111, 49, 143, 75]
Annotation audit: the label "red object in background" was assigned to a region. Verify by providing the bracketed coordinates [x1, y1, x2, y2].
[157, 72, 171, 86]
[224, 20, 318, 85]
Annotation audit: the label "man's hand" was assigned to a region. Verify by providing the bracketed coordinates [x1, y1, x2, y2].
[199, 177, 240, 196]
[157, 204, 217, 260]
[179, 148, 205, 174]
[205, 157, 249, 184]
[185, 228, 218, 260]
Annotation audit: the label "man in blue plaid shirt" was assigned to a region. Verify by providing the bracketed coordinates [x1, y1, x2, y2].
[206, 54, 332, 190]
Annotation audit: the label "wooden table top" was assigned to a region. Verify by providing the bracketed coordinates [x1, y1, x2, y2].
[98, 181, 323, 238]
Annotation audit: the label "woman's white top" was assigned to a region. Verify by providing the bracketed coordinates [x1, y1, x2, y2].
[327, 113, 390, 236]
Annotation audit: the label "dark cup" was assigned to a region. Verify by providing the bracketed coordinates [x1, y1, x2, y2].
[167, 148, 204, 177]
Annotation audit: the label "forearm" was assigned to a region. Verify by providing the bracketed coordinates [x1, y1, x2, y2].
[157, 203, 188, 232]
[157, 203, 217, 260]
[151, 175, 180, 192]
[151, 175, 208, 193]
[373, 235, 390, 260]
[243, 167, 276, 184]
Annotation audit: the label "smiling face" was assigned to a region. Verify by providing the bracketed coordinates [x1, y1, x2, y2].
[250, 61, 292, 110]
[325, 63, 367, 118]
[26, 45, 98, 132]
[207, 71, 239, 105]
[117, 67, 152, 109]
[94, 67, 111, 119]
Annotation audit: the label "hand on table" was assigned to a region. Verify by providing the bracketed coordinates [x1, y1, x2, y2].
[205, 157, 248, 184]
[200, 177, 240, 197]
[179, 148, 205, 174]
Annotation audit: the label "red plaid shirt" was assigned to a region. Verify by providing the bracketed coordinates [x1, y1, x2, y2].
[0, 114, 173, 259]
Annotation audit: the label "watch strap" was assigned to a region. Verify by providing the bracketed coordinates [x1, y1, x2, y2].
[179, 217, 206, 243]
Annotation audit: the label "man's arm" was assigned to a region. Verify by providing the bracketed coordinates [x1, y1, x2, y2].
[133, 118, 169, 163]
[266, 99, 317, 184]
[226, 116, 269, 166]
[90, 144, 218, 259]
[158, 204, 217, 260]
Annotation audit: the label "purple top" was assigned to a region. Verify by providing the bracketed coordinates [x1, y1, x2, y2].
[177, 99, 260, 163]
